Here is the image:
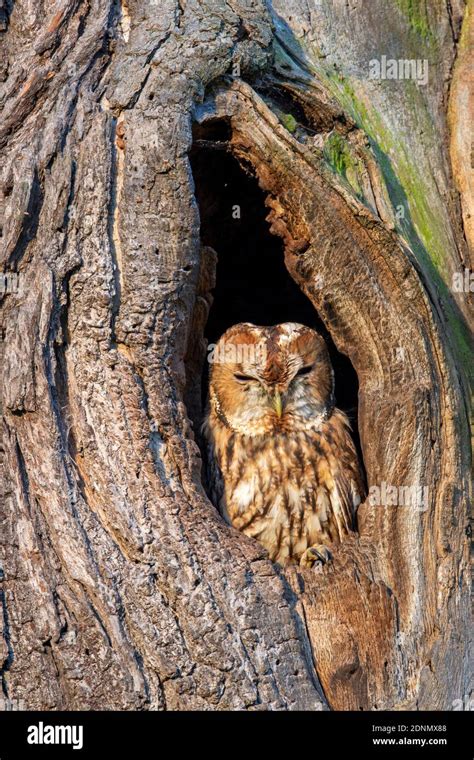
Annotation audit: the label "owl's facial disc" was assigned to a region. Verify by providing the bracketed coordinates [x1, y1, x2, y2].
[210, 322, 333, 434]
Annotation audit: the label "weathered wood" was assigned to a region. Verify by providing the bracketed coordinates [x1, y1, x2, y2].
[0, 0, 471, 710]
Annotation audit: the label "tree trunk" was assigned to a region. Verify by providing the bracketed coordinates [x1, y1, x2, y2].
[0, 0, 471, 711]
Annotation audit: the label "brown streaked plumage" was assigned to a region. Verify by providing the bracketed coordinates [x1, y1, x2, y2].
[203, 322, 365, 567]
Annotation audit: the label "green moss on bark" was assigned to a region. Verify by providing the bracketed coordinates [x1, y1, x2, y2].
[323, 132, 363, 197]
[395, 0, 433, 40]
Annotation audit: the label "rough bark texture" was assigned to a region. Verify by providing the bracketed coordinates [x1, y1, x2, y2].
[0, 0, 471, 711]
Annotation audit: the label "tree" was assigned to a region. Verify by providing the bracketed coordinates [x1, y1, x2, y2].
[0, 0, 471, 710]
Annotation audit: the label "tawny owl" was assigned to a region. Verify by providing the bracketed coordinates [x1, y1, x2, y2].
[203, 322, 365, 567]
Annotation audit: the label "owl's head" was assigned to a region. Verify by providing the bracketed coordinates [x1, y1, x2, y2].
[208, 322, 334, 435]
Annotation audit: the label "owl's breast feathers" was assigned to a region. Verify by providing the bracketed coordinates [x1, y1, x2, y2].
[203, 402, 365, 565]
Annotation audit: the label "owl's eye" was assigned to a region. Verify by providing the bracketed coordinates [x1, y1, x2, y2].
[296, 364, 314, 377]
[234, 373, 255, 383]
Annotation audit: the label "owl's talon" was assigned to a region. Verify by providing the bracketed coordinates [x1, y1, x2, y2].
[300, 544, 332, 569]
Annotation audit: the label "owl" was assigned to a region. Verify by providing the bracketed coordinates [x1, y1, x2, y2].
[202, 322, 365, 567]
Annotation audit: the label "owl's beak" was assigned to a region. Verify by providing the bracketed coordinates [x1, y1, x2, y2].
[272, 390, 283, 418]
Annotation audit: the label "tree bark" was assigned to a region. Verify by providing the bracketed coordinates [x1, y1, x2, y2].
[0, 0, 471, 711]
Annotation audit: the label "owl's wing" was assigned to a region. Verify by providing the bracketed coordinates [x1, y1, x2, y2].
[322, 411, 366, 540]
[331, 465, 364, 537]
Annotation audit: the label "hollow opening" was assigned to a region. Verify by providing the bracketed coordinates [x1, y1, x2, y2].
[190, 119, 358, 424]
[188, 117, 363, 472]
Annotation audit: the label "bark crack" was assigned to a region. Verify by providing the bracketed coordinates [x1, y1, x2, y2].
[108, 115, 125, 347]
[0, 585, 13, 700]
